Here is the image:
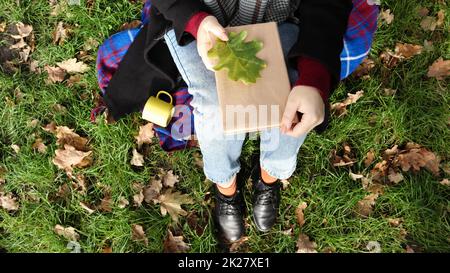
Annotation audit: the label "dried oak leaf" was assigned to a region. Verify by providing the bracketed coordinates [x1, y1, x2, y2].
[295, 202, 308, 227]
[131, 224, 148, 246]
[163, 230, 190, 253]
[135, 123, 154, 148]
[119, 20, 142, 31]
[439, 179, 450, 186]
[208, 31, 267, 85]
[52, 144, 93, 173]
[355, 193, 379, 218]
[56, 58, 90, 74]
[427, 58, 450, 80]
[132, 182, 144, 207]
[396, 145, 440, 176]
[387, 217, 403, 227]
[79, 201, 95, 214]
[0, 192, 19, 211]
[296, 234, 318, 253]
[130, 149, 144, 167]
[331, 90, 364, 117]
[156, 189, 194, 223]
[54, 224, 80, 241]
[118, 197, 129, 208]
[54, 126, 89, 151]
[331, 143, 357, 167]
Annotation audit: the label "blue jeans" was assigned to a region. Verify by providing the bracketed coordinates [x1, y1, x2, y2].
[164, 23, 307, 185]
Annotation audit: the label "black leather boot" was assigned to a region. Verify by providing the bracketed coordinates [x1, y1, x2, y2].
[252, 178, 281, 232]
[213, 188, 245, 242]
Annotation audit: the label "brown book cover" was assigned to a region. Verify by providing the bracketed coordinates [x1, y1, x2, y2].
[214, 22, 291, 134]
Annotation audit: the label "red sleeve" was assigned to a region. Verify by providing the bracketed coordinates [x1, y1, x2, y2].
[294, 56, 331, 103]
[185, 11, 210, 39]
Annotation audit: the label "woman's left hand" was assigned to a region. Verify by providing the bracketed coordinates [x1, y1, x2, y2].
[280, 85, 325, 137]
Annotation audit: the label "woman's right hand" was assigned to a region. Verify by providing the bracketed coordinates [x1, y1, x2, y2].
[196, 16, 228, 71]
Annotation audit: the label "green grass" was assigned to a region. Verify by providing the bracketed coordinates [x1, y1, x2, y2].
[0, 0, 449, 253]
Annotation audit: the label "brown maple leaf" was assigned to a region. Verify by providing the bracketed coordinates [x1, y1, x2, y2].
[52, 144, 93, 173]
[163, 230, 190, 253]
[156, 189, 194, 223]
[56, 58, 90, 74]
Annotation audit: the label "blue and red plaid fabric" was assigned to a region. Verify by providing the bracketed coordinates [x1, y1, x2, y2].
[94, 0, 378, 152]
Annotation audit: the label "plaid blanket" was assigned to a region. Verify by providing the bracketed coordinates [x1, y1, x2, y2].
[95, 0, 379, 152]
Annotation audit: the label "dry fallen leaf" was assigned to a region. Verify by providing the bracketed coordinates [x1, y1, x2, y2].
[295, 202, 308, 227]
[296, 234, 317, 253]
[427, 58, 450, 80]
[52, 21, 70, 45]
[100, 194, 113, 212]
[119, 20, 142, 31]
[79, 201, 95, 214]
[131, 224, 148, 246]
[10, 144, 20, 154]
[380, 43, 423, 68]
[0, 192, 19, 211]
[163, 230, 190, 253]
[353, 58, 375, 78]
[10, 22, 33, 39]
[418, 7, 429, 17]
[130, 149, 144, 167]
[420, 16, 437, 31]
[135, 123, 154, 148]
[436, 10, 445, 26]
[379, 9, 394, 25]
[355, 193, 379, 218]
[387, 169, 404, 184]
[387, 217, 403, 227]
[44, 65, 66, 83]
[156, 189, 194, 223]
[366, 241, 381, 253]
[163, 170, 179, 188]
[331, 90, 364, 117]
[55, 126, 89, 151]
[143, 178, 163, 203]
[229, 236, 250, 253]
[364, 149, 376, 167]
[56, 58, 90, 74]
[349, 171, 364, 181]
[439, 179, 450, 187]
[118, 197, 129, 208]
[54, 224, 80, 241]
[52, 144, 93, 173]
[32, 138, 47, 153]
[331, 143, 357, 167]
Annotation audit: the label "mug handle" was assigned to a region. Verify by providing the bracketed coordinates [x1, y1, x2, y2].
[156, 91, 173, 105]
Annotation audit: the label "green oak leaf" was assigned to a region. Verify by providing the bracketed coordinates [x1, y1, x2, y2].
[208, 31, 267, 85]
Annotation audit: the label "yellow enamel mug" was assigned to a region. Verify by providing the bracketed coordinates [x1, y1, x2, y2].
[142, 91, 175, 127]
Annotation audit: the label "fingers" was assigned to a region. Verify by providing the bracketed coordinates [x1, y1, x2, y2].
[280, 98, 299, 133]
[284, 113, 316, 137]
[209, 25, 228, 41]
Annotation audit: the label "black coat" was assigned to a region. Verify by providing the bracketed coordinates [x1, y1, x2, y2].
[103, 0, 353, 132]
